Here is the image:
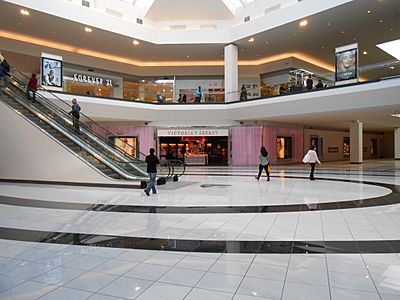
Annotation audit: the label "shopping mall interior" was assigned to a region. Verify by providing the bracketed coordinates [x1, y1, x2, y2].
[0, 0, 400, 299]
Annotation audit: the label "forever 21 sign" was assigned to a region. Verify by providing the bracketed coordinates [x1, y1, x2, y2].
[73, 74, 113, 87]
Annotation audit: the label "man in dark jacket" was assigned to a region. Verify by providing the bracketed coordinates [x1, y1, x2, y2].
[68, 98, 81, 133]
[144, 148, 160, 196]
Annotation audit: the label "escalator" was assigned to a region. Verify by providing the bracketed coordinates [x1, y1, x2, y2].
[0, 69, 181, 183]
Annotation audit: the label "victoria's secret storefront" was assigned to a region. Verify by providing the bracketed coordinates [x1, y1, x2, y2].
[157, 129, 229, 166]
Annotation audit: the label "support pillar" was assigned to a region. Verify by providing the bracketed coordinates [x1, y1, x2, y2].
[395, 128, 400, 159]
[350, 120, 363, 163]
[224, 44, 238, 103]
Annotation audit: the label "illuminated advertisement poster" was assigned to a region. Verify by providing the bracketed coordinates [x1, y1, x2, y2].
[113, 136, 137, 158]
[335, 43, 358, 85]
[41, 57, 63, 88]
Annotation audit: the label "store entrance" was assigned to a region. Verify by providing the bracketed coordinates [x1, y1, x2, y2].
[159, 136, 228, 166]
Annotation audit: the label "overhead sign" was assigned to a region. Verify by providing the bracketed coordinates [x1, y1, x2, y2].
[157, 129, 229, 137]
[73, 74, 113, 86]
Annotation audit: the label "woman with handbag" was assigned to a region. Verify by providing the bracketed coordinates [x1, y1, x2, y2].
[255, 146, 270, 181]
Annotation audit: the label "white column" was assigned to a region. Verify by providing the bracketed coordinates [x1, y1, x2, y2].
[395, 128, 400, 159]
[350, 120, 363, 163]
[224, 44, 238, 103]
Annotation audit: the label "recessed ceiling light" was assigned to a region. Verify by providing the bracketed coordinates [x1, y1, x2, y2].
[389, 66, 395, 69]
[379, 20, 383, 23]
[299, 20, 308, 27]
[132, 40, 140, 45]
[340, 31, 345, 34]
[390, 112, 400, 118]
[327, 22, 331, 26]
[20, 9, 30, 16]
[367, 10, 371, 14]
[265, 41, 269, 44]
[248, 37, 255, 42]
[186, 55, 190, 58]
[363, 51, 368, 55]
[84, 27, 92, 33]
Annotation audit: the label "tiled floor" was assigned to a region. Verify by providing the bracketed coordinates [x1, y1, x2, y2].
[0, 160, 399, 299]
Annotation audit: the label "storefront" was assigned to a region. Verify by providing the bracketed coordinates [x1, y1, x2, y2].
[62, 67, 123, 98]
[157, 128, 229, 166]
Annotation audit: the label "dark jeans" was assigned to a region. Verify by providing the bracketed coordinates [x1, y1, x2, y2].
[257, 164, 270, 179]
[73, 116, 80, 133]
[310, 163, 316, 180]
[145, 172, 157, 194]
[26, 88, 36, 102]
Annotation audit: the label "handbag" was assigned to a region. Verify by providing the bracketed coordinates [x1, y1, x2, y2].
[302, 153, 310, 163]
[267, 164, 271, 173]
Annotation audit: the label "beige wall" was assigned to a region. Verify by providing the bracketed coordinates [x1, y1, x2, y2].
[304, 128, 384, 162]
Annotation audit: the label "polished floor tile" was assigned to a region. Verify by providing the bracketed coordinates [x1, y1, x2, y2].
[1, 161, 400, 299]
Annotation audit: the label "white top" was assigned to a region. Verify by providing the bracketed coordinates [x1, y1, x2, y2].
[306, 149, 321, 164]
[258, 152, 269, 166]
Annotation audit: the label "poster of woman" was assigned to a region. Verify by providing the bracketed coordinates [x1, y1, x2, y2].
[335, 48, 358, 82]
[41, 57, 63, 87]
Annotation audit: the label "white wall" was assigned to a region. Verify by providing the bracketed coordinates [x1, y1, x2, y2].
[0, 100, 123, 184]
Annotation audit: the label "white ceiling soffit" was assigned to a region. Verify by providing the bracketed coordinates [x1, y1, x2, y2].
[377, 39, 400, 61]
[133, 0, 156, 16]
[145, 0, 234, 20]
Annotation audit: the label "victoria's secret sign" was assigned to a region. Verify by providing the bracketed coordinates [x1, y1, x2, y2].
[73, 74, 113, 86]
[157, 129, 228, 137]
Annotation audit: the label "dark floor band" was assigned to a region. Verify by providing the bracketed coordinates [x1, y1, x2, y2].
[0, 227, 398, 254]
[0, 177, 397, 214]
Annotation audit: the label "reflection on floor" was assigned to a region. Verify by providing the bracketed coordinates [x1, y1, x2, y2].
[0, 160, 399, 299]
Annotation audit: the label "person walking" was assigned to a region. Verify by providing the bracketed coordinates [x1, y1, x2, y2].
[195, 86, 201, 103]
[255, 146, 270, 181]
[144, 148, 160, 196]
[306, 75, 313, 90]
[68, 98, 81, 133]
[240, 84, 247, 101]
[26, 73, 38, 102]
[303, 145, 321, 180]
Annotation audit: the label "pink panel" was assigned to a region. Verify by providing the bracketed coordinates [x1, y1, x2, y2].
[231, 126, 263, 166]
[92, 125, 154, 159]
[262, 127, 304, 164]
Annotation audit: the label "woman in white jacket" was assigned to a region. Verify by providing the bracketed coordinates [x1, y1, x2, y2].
[304, 145, 321, 180]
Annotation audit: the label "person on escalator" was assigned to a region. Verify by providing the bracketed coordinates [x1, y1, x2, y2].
[26, 73, 38, 103]
[68, 98, 81, 134]
[144, 148, 160, 196]
[1, 60, 10, 87]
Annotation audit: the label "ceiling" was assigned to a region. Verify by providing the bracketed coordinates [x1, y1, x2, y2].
[145, 0, 234, 20]
[0, 0, 398, 70]
[0, 0, 399, 131]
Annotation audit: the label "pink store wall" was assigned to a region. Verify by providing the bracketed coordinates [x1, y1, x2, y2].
[262, 127, 304, 164]
[231, 126, 263, 166]
[92, 125, 154, 159]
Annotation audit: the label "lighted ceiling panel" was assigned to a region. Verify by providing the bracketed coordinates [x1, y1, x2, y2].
[377, 39, 400, 61]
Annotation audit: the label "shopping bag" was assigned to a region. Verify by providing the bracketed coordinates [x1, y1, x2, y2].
[267, 164, 271, 173]
[302, 153, 310, 163]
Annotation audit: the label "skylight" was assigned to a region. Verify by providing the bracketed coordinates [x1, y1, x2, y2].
[130, 0, 156, 15]
[221, 0, 255, 14]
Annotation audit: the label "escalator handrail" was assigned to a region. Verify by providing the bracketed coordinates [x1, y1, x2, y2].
[10, 71, 149, 177]
[3, 86, 148, 181]
[12, 68, 142, 163]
